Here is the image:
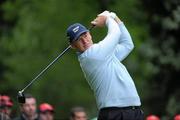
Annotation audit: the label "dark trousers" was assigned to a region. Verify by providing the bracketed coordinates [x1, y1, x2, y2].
[98, 107, 144, 120]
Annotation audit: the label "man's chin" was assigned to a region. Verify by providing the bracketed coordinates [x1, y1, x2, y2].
[27, 113, 36, 117]
[84, 44, 92, 49]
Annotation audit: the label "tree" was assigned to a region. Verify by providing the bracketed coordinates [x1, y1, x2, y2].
[141, 0, 180, 119]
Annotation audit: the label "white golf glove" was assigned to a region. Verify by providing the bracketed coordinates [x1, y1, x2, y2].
[91, 11, 111, 26]
[110, 12, 117, 19]
[97, 10, 111, 17]
[97, 11, 119, 20]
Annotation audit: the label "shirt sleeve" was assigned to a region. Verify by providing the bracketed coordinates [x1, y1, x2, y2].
[85, 17, 121, 60]
[114, 23, 134, 61]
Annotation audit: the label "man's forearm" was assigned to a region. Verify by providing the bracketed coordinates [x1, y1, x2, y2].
[94, 17, 121, 59]
[110, 12, 132, 45]
[114, 23, 134, 61]
[118, 23, 134, 48]
[112, 14, 134, 61]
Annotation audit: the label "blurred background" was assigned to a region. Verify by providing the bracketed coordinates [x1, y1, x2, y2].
[0, 0, 180, 119]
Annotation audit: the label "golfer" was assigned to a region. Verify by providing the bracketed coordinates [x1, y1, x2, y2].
[66, 11, 144, 120]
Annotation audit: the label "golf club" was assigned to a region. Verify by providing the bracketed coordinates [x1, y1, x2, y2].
[17, 25, 95, 103]
[17, 45, 71, 103]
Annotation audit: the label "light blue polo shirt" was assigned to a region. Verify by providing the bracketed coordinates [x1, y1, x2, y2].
[78, 17, 141, 109]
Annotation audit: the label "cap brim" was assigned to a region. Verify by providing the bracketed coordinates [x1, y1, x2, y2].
[71, 30, 89, 43]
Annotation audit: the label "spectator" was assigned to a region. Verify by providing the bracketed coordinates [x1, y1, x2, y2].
[174, 114, 180, 120]
[0, 95, 13, 119]
[38, 103, 54, 120]
[13, 94, 39, 120]
[70, 107, 87, 120]
[146, 115, 160, 120]
[90, 117, 97, 120]
[0, 112, 11, 120]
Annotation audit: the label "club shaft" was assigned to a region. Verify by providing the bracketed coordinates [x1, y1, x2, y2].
[20, 45, 71, 93]
[19, 25, 94, 93]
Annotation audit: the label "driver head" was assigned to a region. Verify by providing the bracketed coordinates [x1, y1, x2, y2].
[17, 91, 25, 103]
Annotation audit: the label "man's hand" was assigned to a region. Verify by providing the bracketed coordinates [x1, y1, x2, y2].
[91, 11, 111, 27]
[91, 11, 122, 27]
[91, 15, 107, 27]
[98, 11, 111, 17]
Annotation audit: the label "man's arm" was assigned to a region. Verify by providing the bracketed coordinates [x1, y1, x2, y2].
[89, 12, 121, 60]
[111, 12, 134, 61]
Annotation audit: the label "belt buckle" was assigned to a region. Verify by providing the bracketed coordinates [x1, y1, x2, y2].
[132, 106, 135, 109]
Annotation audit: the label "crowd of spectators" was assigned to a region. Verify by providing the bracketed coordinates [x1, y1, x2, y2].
[1, 94, 180, 120]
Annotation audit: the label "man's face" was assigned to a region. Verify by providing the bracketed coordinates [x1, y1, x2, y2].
[73, 111, 87, 120]
[20, 98, 36, 117]
[39, 111, 54, 120]
[71, 32, 93, 52]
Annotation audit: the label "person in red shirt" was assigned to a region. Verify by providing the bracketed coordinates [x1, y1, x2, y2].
[0, 95, 13, 119]
[174, 114, 180, 120]
[38, 103, 54, 120]
[146, 115, 160, 120]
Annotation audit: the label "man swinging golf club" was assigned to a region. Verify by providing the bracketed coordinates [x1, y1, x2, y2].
[66, 11, 144, 120]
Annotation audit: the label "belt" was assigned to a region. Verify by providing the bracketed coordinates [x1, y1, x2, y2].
[101, 106, 140, 111]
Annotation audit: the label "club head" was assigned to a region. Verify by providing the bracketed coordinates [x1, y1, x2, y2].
[17, 91, 25, 103]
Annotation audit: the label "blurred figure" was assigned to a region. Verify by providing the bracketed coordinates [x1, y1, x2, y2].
[174, 114, 180, 120]
[38, 103, 54, 120]
[146, 115, 160, 120]
[90, 117, 97, 120]
[13, 94, 39, 120]
[0, 95, 13, 119]
[70, 107, 87, 120]
[0, 113, 11, 120]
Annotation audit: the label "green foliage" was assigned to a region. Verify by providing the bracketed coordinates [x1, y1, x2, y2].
[1, 0, 99, 119]
[140, 0, 180, 119]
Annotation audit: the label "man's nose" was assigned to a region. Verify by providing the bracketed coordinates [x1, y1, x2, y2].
[81, 39, 87, 44]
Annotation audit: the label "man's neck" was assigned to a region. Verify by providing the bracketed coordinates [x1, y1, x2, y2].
[22, 113, 38, 120]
